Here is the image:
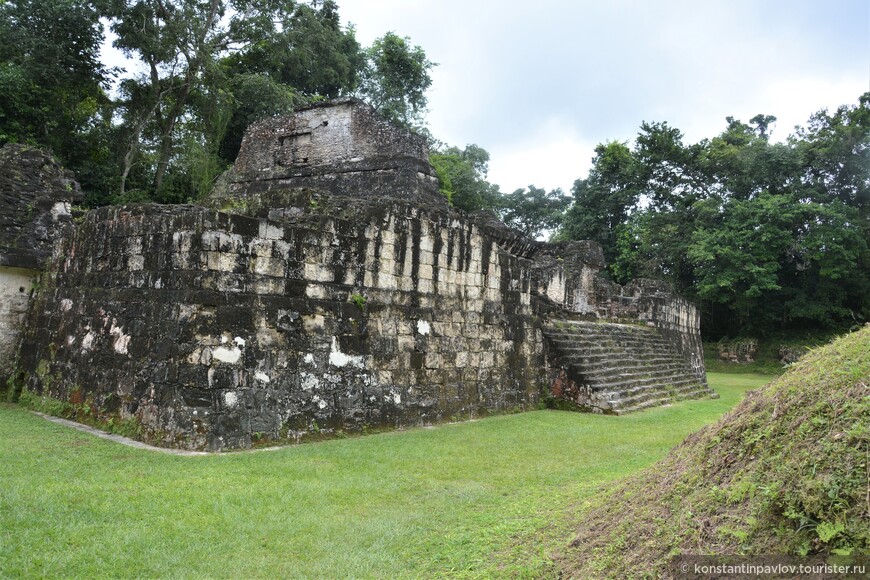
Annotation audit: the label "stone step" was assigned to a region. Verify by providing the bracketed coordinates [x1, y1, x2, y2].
[577, 367, 700, 385]
[603, 380, 707, 406]
[562, 357, 684, 370]
[543, 318, 714, 415]
[544, 333, 670, 346]
[612, 397, 675, 415]
[571, 371, 698, 389]
[565, 359, 688, 372]
[594, 376, 702, 397]
[545, 334, 672, 345]
[613, 388, 715, 414]
[547, 342, 673, 354]
[551, 347, 677, 361]
[546, 321, 657, 335]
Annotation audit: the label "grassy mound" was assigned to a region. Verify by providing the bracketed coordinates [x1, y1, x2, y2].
[558, 327, 870, 577]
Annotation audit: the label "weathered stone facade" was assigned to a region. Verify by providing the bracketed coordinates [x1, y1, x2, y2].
[18, 203, 543, 449]
[9, 99, 712, 450]
[208, 98, 443, 210]
[0, 144, 81, 385]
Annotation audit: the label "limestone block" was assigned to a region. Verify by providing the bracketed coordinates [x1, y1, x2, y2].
[424, 353, 442, 369]
[218, 252, 239, 272]
[128, 255, 145, 271]
[399, 275, 415, 293]
[454, 351, 469, 367]
[258, 222, 284, 240]
[419, 235, 434, 253]
[417, 263, 433, 281]
[305, 284, 328, 299]
[250, 278, 285, 295]
[379, 241, 395, 263]
[376, 272, 397, 290]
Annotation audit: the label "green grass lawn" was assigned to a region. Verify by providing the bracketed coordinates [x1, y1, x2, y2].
[0, 372, 771, 578]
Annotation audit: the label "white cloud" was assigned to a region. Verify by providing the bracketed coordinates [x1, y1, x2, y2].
[487, 118, 597, 195]
[340, 0, 867, 188]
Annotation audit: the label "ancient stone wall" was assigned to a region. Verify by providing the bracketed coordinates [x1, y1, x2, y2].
[531, 248, 706, 385]
[0, 267, 36, 381]
[8, 100, 710, 449]
[18, 203, 544, 450]
[0, 144, 81, 386]
[210, 98, 442, 209]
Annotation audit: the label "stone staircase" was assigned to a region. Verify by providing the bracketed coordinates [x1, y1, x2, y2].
[543, 319, 716, 414]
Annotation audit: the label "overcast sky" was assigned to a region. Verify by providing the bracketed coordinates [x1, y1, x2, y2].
[339, 0, 870, 195]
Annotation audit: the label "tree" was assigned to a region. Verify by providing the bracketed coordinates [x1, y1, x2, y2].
[561, 94, 870, 338]
[224, 0, 362, 99]
[109, 0, 233, 196]
[560, 141, 640, 263]
[794, 93, 870, 213]
[0, 0, 109, 162]
[358, 32, 435, 130]
[107, 1, 431, 201]
[218, 73, 300, 162]
[430, 144, 501, 211]
[498, 185, 571, 239]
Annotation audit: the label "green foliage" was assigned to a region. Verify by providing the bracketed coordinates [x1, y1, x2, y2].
[224, 0, 362, 99]
[0, 0, 115, 205]
[0, 0, 431, 206]
[561, 141, 640, 263]
[358, 32, 435, 130]
[0, 0, 109, 152]
[498, 185, 571, 239]
[560, 93, 870, 338]
[218, 73, 300, 162]
[349, 292, 366, 311]
[430, 144, 500, 211]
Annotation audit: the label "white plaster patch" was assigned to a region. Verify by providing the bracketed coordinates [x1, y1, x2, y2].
[59, 298, 73, 312]
[50, 201, 71, 220]
[213, 346, 242, 364]
[303, 353, 316, 367]
[259, 222, 285, 240]
[233, 336, 246, 347]
[224, 391, 238, 408]
[254, 371, 271, 383]
[313, 395, 327, 409]
[109, 321, 131, 355]
[571, 291, 595, 315]
[328, 336, 364, 368]
[128, 255, 145, 271]
[416, 319, 431, 335]
[81, 330, 96, 352]
[300, 372, 319, 391]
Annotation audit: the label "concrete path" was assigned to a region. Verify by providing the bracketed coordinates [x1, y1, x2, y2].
[34, 412, 212, 456]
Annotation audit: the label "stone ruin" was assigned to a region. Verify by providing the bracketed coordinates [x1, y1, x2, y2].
[4, 98, 713, 451]
[0, 144, 81, 387]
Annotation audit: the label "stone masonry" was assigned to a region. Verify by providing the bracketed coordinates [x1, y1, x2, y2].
[0, 144, 81, 386]
[9, 99, 712, 450]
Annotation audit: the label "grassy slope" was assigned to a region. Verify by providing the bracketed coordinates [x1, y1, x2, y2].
[558, 328, 870, 578]
[0, 373, 769, 578]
